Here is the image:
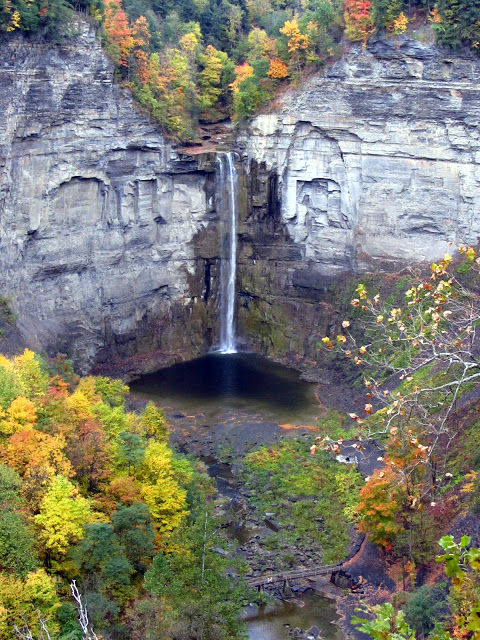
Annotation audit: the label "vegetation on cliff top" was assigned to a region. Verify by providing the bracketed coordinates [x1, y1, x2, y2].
[1, 0, 479, 140]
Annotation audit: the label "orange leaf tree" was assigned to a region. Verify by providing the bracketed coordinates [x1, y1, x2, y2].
[104, 0, 134, 66]
[357, 467, 405, 548]
[267, 57, 289, 79]
[344, 0, 375, 45]
[131, 15, 151, 83]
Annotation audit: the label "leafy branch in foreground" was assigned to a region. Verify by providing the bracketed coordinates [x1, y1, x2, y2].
[353, 535, 480, 640]
[319, 248, 480, 559]
[324, 248, 480, 478]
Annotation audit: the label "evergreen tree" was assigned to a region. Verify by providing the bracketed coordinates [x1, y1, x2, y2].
[112, 502, 155, 573]
[434, 0, 480, 50]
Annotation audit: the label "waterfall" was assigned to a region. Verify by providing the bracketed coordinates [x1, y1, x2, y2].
[216, 151, 238, 354]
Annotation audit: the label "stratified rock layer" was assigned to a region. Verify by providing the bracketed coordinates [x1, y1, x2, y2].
[2, 28, 480, 372]
[0, 23, 218, 372]
[236, 37, 480, 359]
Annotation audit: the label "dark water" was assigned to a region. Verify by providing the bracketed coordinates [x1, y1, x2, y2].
[245, 593, 342, 640]
[129, 352, 320, 425]
[130, 352, 339, 638]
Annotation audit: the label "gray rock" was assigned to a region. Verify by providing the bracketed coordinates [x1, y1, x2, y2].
[0, 22, 219, 372]
[3, 27, 480, 375]
[265, 518, 283, 532]
[236, 39, 480, 363]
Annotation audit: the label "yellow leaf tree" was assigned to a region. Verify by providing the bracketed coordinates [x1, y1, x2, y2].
[137, 441, 192, 534]
[267, 58, 289, 79]
[34, 475, 92, 566]
[0, 569, 60, 640]
[0, 396, 37, 435]
[279, 18, 310, 71]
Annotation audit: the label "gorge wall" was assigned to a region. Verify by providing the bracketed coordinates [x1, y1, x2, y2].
[236, 37, 480, 362]
[0, 23, 221, 373]
[1, 26, 480, 373]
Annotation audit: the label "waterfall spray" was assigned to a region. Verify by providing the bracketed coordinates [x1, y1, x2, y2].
[217, 152, 238, 353]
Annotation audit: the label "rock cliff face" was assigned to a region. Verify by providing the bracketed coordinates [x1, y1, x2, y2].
[236, 37, 480, 360]
[2, 27, 480, 373]
[0, 23, 219, 372]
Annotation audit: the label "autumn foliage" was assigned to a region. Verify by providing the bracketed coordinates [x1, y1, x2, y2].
[344, 0, 375, 45]
[230, 62, 255, 93]
[2, 0, 480, 137]
[0, 350, 212, 638]
[279, 18, 310, 54]
[103, 0, 134, 66]
[267, 57, 289, 79]
[357, 467, 404, 547]
[321, 247, 480, 567]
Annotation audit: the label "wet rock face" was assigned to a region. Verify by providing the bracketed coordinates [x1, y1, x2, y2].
[237, 37, 480, 359]
[0, 23, 219, 372]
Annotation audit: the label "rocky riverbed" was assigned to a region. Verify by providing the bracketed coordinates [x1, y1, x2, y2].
[125, 353, 391, 640]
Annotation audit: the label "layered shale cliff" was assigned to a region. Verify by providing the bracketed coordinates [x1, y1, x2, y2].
[2, 26, 480, 373]
[236, 37, 480, 361]
[0, 23, 220, 372]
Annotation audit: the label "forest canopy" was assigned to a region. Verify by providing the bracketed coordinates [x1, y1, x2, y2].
[1, 0, 479, 139]
[0, 351, 250, 639]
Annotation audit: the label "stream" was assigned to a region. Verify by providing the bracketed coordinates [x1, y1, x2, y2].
[245, 593, 342, 640]
[130, 352, 344, 639]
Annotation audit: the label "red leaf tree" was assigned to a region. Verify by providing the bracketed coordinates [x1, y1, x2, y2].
[344, 0, 375, 46]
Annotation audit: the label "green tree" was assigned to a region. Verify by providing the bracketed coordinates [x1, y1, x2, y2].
[37, 0, 73, 39]
[94, 377, 129, 408]
[0, 510, 38, 578]
[0, 464, 38, 579]
[232, 73, 270, 120]
[403, 584, 447, 637]
[372, 0, 403, 29]
[112, 502, 155, 573]
[198, 44, 224, 112]
[143, 499, 251, 640]
[0, 365, 22, 411]
[72, 523, 134, 598]
[34, 475, 92, 567]
[11, 350, 49, 401]
[92, 401, 132, 440]
[0, 463, 22, 506]
[116, 430, 145, 474]
[433, 0, 480, 51]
